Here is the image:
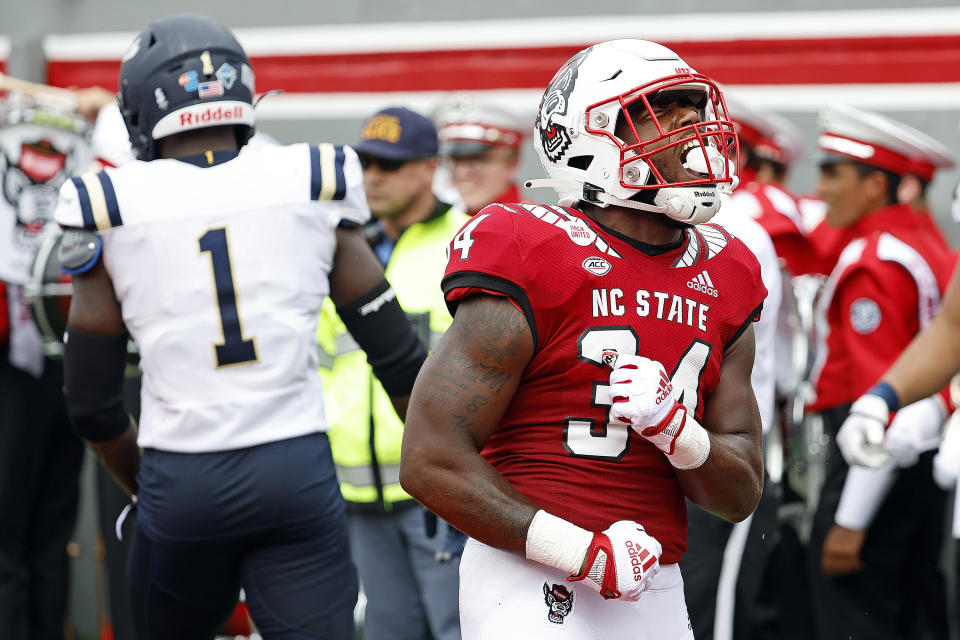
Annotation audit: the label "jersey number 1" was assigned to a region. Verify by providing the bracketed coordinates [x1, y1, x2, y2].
[199, 228, 258, 367]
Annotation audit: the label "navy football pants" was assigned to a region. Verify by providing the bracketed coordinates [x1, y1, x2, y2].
[127, 432, 357, 639]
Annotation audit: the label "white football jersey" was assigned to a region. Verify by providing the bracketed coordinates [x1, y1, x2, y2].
[54, 142, 369, 452]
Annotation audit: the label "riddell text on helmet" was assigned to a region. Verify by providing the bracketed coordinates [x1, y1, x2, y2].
[180, 105, 244, 126]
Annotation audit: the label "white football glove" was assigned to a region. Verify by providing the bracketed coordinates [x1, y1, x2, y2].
[836, 394, 890, 468]
[608, 354, 681, 441]
[607, 353, 710, 468]
[883, 396, 946, 468]
[567, 520, 662, 601]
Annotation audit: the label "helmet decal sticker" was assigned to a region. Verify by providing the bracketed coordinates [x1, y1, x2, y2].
[536, 47, 591, 163]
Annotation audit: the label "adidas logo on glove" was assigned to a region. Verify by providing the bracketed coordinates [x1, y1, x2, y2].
[625, 533, 658, 582]
[655, 370, 673, 405]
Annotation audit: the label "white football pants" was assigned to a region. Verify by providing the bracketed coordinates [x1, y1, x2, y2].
[459, 538, 694, 639]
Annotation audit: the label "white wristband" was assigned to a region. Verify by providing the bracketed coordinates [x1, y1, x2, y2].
[834, 463, 896, 530]
[525, 510, 593, 575]
[667, 411, 711, 470]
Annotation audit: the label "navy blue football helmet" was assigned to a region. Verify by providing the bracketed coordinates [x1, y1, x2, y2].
[117, 13, 256, 161]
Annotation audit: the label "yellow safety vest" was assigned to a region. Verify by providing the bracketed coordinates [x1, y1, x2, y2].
[317, 204, 469, 510]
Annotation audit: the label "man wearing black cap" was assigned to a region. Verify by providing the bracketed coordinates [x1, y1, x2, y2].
[805, 104, 955, 640]
[318, 106, 468, 640]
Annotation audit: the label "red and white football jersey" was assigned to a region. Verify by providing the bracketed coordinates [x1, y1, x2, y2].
[809, 203, 956, 412]
[442, 203, 766, 563]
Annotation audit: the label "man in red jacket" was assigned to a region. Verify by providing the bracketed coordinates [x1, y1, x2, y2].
[806, 103, 955, 640]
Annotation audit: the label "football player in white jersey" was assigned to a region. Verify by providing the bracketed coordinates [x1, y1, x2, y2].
[54, 14, 426, 640]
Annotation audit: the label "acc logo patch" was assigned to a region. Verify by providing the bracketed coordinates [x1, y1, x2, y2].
[850, 297, 881, 334]
[582, 256, 610, 276]
[543, 582, 574, 625]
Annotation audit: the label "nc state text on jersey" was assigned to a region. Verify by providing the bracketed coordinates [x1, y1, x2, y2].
[592, 288, 708, 331]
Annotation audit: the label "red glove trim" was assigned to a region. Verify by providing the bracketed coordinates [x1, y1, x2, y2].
[567, 532, 620, 600]
[640, 402, 687, 455]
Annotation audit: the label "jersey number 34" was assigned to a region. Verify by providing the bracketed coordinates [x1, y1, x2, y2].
[566, 326, 711, 460]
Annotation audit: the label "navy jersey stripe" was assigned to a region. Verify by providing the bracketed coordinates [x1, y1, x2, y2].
[309, 145, 322, 200]
[70, 177, 96, 230]
[97, 172, 123, 228]
[333, 145, 346, 201]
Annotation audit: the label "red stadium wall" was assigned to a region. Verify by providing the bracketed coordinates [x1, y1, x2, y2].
[45, 34, 960, 95]
[39, 8, 960, 116]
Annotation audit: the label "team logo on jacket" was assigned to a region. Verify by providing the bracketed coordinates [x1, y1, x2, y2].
[850, 297, 881, 334]
[543, 583, 574, 624]
[582, 256, 611, 276]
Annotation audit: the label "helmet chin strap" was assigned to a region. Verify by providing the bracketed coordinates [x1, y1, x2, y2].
[593, 190, 669, 214]
[524, 179, 669, 214]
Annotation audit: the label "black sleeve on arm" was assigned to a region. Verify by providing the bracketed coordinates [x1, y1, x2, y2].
[336, 279, 427, 396]
[63, 327, 129, 442]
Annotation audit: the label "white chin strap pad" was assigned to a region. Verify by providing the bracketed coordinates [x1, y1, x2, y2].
[654, 187, 722, 224]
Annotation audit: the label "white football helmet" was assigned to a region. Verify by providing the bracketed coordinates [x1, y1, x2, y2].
[527, 40, 739, 225]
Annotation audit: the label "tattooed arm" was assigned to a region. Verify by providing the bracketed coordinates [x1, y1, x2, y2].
[399, 294, 536, 552]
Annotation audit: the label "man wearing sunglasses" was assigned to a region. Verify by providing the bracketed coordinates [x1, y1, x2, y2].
[317, 106, 469, 640]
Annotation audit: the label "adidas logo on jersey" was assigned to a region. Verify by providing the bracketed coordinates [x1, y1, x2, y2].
[686, 270, 718, 297]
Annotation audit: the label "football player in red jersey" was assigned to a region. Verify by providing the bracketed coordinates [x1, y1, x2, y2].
[805, 104, 956, 640]
[400, 40, 766, 639]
